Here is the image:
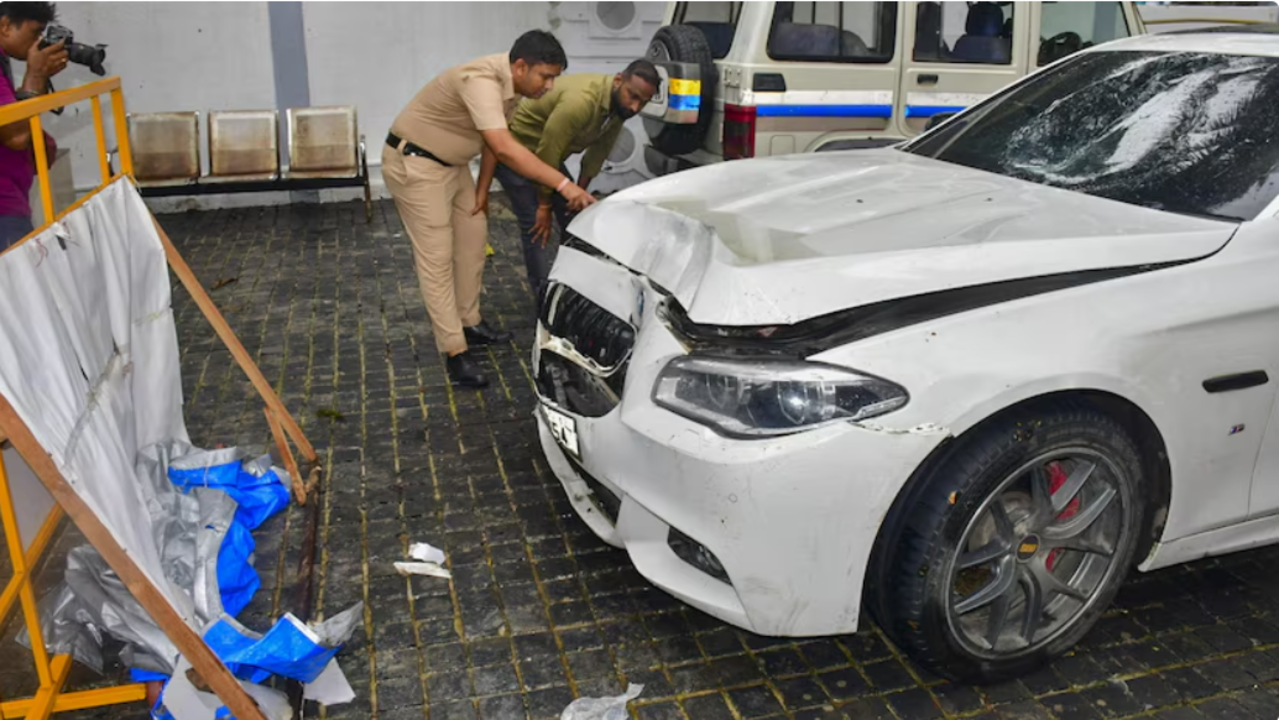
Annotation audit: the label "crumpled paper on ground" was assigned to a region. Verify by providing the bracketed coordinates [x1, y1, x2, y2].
[408, 542, 446, 564]
[395, 541, 451, 578]
[560, 683, 644, 720]
[394, 561, 451, 579]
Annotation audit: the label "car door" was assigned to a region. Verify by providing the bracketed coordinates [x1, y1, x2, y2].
[895, 1, 1029, 138]
[748, 1, 904, 156]
[1248, 214, 1279, 520]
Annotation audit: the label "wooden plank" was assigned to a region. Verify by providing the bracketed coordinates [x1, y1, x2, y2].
[151, 217, 317, 463]
[264, 406, 306, 506]
[0, 396, 269, 720]
[286, 455, 325, 717]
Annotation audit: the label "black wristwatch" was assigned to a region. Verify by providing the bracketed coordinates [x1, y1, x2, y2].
[16, 82, 63, 115]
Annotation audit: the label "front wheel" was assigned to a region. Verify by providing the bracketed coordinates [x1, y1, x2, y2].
[875, 402, 1147, 683]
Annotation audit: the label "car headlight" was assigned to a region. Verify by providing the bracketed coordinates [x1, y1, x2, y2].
[652, 356, 908, 437]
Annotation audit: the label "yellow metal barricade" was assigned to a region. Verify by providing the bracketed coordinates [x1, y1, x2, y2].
[0, 77, 149, 720]
[0, 73, 319, 720]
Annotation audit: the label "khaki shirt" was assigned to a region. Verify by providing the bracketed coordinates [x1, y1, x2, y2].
[390, 53, 519, 167]
[508, 73, 623, 202]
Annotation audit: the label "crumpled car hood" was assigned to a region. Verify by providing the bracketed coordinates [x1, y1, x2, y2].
[565, 149, 1236, 326]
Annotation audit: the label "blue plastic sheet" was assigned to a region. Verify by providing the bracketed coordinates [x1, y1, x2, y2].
[204, 616, 338, 684]
[152, 612, 351, 719]
[169, 459, 290, 531]
[216, 520, 259, 618]
[136, 456, 284, 690]
[202, 620, 272, 685]
[132, 668, 168, 683]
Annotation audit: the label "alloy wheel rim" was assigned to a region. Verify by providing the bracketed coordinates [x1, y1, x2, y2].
[945, 448, 1127, 658]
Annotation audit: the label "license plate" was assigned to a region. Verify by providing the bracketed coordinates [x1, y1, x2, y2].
[543, 404, 580, 458]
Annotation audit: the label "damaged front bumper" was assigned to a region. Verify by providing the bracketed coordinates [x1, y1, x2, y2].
[533, 245, 947, 636]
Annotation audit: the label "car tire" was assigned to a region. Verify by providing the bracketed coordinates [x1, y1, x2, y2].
[643, 25, 718, 156]
[872, 401, 1147, 683]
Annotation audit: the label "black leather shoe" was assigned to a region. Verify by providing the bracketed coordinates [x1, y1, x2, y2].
[446, 351, 488, 388]
[463, 319, 513, 345]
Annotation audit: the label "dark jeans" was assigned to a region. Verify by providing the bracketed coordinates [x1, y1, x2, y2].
[0, 214, 33, 251]
[493, 163, 574, 305]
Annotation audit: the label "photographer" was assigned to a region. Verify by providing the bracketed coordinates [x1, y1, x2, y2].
[0, 2, 67, 250]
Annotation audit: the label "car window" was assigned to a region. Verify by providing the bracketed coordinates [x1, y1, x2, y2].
[913, 1, 1014, 64]
[905, 51, 1279, 221]
[676, 2, 743, 60]
[768, 2, 899, 64]
[1038, 2, 1130, 66]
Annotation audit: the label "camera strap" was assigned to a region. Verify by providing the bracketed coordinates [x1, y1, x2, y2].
[1, 56, 62, 116]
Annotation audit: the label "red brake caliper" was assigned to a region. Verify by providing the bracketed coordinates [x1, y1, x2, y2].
[1045, 462, 1081, 571]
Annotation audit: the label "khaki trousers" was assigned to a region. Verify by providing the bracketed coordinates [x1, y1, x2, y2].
[381, 145, 487, 355]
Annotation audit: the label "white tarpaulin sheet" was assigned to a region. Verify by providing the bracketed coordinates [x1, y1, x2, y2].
[0, 178, 360, 718]
[0, 176, 194, 644]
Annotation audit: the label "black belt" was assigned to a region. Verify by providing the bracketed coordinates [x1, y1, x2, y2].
[386, 132, 452, 166]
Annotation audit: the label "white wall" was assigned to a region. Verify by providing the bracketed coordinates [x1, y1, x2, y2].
[304, 2, 663, 203]
[42, 2, 276, 202]
[304, 2, 550, 171]
[32, 1, 664, 210]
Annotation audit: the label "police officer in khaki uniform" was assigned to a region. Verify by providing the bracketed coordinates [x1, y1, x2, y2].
[383, 30, 595, 388]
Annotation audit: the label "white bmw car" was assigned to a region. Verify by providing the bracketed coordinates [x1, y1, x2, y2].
[532, 29, 1279, 682]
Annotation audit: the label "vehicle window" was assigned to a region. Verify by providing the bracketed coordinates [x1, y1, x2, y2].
[676, 2, 743, 60]
[1038, 2, 1130, 66]
[905, 51, 1279, 221]
[914, 1, 1014, 64]
[768, 2, 899, 64]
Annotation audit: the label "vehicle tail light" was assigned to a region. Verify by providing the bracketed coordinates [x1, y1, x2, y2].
[723, 104, 756, 160]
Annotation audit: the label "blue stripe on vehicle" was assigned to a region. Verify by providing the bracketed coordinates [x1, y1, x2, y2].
[905, 105, 968, 118]
[754, 104, 893, 118]
[668, 94, 701, 111]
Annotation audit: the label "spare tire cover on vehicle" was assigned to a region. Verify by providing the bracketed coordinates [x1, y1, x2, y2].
[644, 24, 719, 156]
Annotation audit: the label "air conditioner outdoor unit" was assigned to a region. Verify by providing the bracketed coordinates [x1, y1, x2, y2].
[588, 1, 643, 39]
[593, 118, 653, 195]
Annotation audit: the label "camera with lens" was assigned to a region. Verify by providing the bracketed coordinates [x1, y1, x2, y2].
[39, 23, 106, 76]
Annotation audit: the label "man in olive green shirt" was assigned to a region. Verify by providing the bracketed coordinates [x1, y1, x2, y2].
[478, 59, 658, 303]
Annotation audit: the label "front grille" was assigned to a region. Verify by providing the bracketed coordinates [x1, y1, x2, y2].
[536, 284, 635, 417]
[540, 283, 635, 370]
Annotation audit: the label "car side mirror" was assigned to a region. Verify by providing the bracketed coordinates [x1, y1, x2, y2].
[924, 112, 957, 132]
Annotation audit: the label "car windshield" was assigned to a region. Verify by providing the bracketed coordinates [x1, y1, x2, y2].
[904, 50, 1279, 222]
